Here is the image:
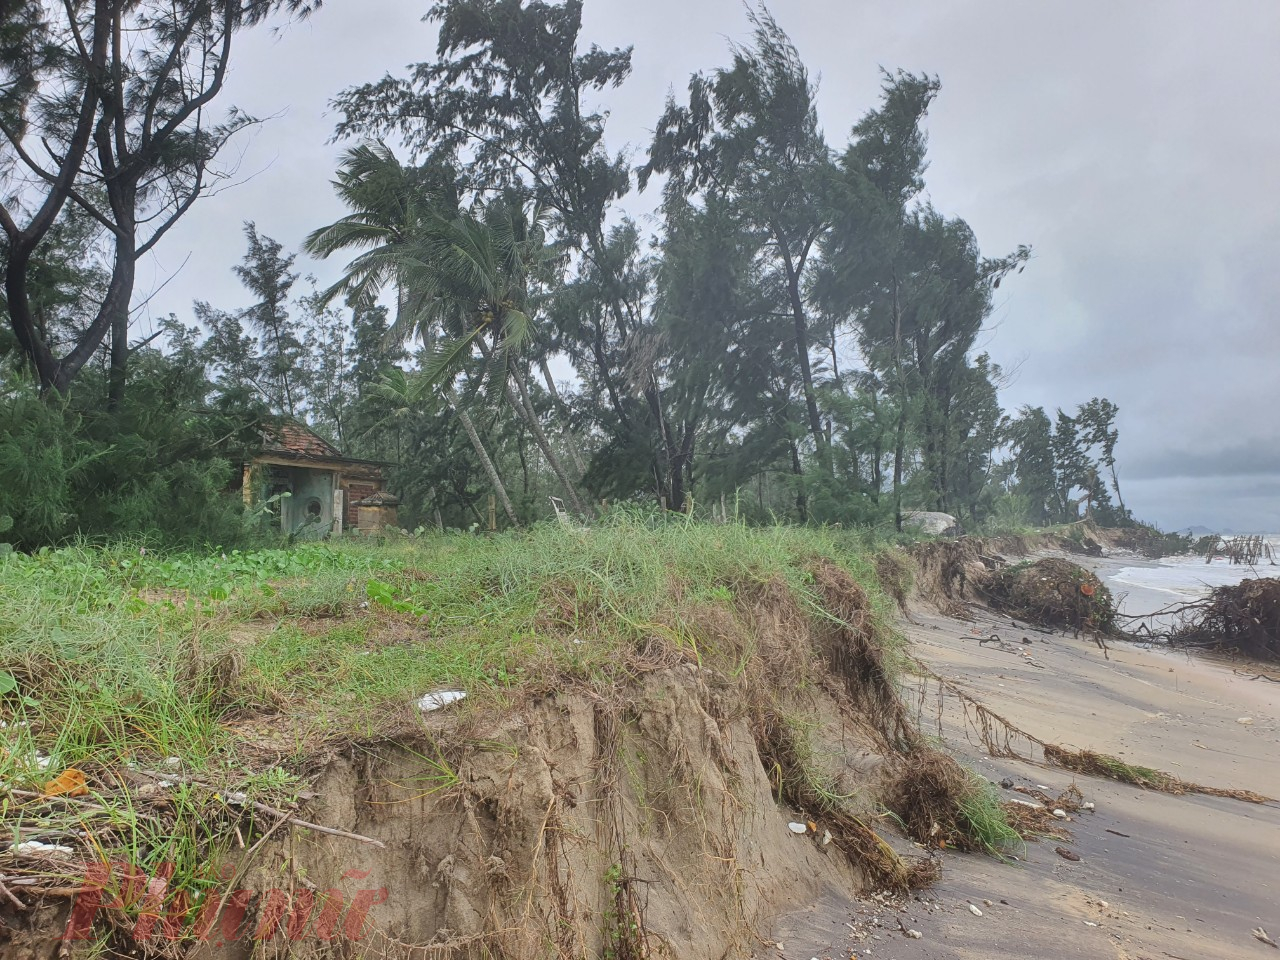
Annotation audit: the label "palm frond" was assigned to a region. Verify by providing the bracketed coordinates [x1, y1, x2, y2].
[303, 218, 399, 258]
[500, 308, 532, 353]
[421, 326, 487, 393]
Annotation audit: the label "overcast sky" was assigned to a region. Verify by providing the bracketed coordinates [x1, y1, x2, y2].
[137, 0, 1280, 533]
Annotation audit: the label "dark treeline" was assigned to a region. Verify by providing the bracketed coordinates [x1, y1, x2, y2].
[1, 0, 1133, 547]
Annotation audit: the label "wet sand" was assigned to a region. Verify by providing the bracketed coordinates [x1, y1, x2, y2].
[754, 598, 1280, 960]
[1078, 550, 1187, 622]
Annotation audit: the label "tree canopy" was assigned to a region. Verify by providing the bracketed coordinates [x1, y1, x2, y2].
[2, 0, 1141, 547]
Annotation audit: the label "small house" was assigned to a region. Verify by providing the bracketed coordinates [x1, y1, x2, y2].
[239, 422, 397, 536]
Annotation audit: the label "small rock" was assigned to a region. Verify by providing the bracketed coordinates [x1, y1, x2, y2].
[906, 929, 922, 939]
[983, 899, 993, 907]
[822, 829, 833, 846]
[1237, 717, 1254, 725]
[999, 777, 1014, 789]
[1082, 801, 1095, 811]
[787, 822, 807, 834]
[1084, 920, 1098, 927]
[969, 904, 983, 917]
[1098, 900, 1109, 909]
[1052, 808, 1067, 819]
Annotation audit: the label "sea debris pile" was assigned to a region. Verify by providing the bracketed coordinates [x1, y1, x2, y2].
[980, 558, 1117, 635]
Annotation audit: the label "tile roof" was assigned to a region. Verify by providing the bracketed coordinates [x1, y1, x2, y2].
[262, 422, 342, 459]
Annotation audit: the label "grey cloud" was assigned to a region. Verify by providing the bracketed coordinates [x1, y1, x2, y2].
[1127, 441, 1280, 482]
[1125, 476, 1280, 534]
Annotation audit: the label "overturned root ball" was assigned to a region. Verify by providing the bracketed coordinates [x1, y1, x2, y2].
[1168, 577, 1280, 661]
[982, 558, 1116, 634]
[884, 749, 1021, 855]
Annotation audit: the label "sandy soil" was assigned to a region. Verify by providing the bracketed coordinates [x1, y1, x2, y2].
[754, 599, 1280, 960]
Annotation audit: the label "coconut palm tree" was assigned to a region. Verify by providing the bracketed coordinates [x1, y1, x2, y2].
[304, 143, 521, 526]
[397, 198, 588, 515]
[304, 142, 455, 317]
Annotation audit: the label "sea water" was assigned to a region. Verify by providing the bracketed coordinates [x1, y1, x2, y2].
[1099, 535, 1280, 623]
[1110, 535, 1280, 601]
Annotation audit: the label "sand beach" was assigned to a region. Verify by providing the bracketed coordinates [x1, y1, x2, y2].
[754, 550, 1280, 960]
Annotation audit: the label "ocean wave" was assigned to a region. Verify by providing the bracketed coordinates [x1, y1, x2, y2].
[1111, 535, 1280, 601]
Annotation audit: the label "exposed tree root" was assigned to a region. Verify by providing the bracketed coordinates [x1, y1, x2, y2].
[1042, 745, 1272, 804]
[751, 710, 939, 892]
[1165, 577, 1280, 662]
[910, 658, 1274, 806]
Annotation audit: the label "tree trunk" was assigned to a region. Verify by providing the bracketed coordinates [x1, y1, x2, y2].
[775, 225, 830, 476]
[1, 2, 109, 395]
[789, 438, 808, 523]
[507, 363, 587, 516]
[53, 236, 135, 395]
[3, 243, 60, 390]
[449, 391, 519, 528]
[893, 404, 907, 532]
[668, 425, 696, 515]
[106, 236, 137, 408]
[518, 428, 530, 497]
[892, 272, 907, 532]
[538, 356, 587, 477]
[1109, 463, 1127, 516]
[870, 385, 883, 501]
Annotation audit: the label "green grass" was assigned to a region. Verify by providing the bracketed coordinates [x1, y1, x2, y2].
[956, 776, 1024, 857]
[1, 516, 903, 772]
[0, 514, 912, 932]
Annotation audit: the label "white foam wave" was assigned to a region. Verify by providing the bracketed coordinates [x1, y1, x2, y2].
[1110, 534, 1280, 601]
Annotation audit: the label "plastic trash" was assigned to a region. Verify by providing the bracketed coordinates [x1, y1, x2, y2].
[418, 690, 467, 712]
